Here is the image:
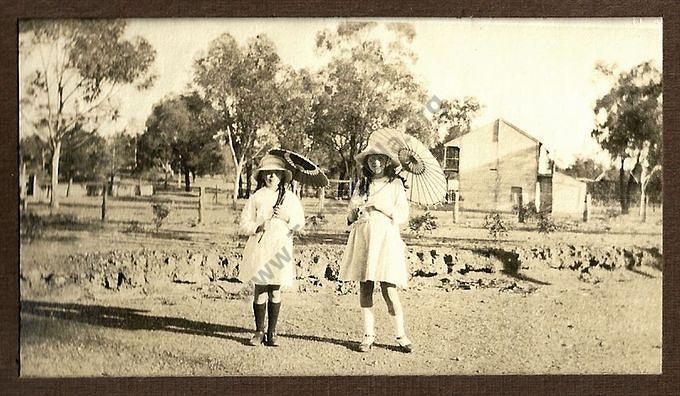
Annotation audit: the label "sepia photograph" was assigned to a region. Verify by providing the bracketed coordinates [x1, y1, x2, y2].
[17, 17, 662, 377]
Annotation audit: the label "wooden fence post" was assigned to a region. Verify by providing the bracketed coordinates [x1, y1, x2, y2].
[452, 190, 459, 223]
[319, 187, 326, 215]
[101, 183, 107, 222]
[583, 193, 591, 222]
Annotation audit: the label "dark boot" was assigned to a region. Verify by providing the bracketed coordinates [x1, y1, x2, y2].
[266, 302, 281, 346]
[248, 302, 266, 346]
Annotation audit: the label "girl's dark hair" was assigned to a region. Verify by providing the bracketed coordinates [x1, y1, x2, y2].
[255, 170, 288, 209]
[356, 156, 407, 197]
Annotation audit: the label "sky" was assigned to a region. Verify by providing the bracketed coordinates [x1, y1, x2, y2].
[37, 18, 665, 168]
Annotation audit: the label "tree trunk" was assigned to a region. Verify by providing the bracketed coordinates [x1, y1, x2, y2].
[66, 177, 72, 198]
[109, 173, 115, 196]
[625, 165, 637, 215]
[238, 172, 244, 198]
[640, 189, 648, 222]
[639, 165, 649, 222]
[184, 170, 191, 192]
[245, 161, 252, 199]
[618, 157, 628, 214]
[232, 161, 244, 205]
[50, 140, 61, 210]
[344, 159, 354, 196]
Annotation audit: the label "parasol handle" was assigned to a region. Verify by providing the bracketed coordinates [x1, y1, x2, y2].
[257, 200, 284, 243]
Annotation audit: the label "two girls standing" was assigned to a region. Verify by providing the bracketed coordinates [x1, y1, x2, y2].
[239, 143, 412, 353]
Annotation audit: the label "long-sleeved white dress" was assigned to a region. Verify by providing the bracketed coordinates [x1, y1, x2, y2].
[339, 177, 410, 288]
[238, 187, 305, 286]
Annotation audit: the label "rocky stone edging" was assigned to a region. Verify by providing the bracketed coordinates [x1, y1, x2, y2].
[20, 244, 662, 294]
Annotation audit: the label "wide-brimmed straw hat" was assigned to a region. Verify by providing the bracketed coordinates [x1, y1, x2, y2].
[354, 145, 401, 168]
[253, 154, 293, 184]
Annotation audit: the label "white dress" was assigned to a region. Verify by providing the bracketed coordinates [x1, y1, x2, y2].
[238, 187, 305, 286]
[339, 178, 410, 288]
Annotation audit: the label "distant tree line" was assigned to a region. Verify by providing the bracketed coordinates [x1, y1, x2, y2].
[21, 20, 660, 221]
[19, 20, 480, 206]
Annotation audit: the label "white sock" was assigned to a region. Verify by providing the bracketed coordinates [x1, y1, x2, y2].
[362, 307, 375, 336]
[394, 311, 406, 338]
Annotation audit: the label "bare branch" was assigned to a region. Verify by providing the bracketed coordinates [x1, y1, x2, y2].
[61, 72, 87, 105]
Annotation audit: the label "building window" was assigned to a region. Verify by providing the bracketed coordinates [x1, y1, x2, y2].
[444, 146, 459, 172]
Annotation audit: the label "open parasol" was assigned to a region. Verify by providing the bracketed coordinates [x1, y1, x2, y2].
[368, 128, 447, 206]
[268, 148, 329, 188]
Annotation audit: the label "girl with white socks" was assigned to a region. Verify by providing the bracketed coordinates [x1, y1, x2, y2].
[339, 145, 412, 353]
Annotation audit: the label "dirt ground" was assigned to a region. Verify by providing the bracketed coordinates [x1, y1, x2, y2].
[20, 275, 661, 376]
[19, 195, 663, 376]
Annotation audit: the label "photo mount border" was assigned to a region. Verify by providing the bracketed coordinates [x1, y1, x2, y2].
[1, 1, 678, 394]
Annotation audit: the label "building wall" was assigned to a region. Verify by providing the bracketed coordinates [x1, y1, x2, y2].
[451, 120, 540, 212]
[496, 121, 540, 211]
[552, 172, 587, 214]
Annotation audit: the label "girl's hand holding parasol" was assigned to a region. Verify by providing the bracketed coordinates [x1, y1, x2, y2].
[365, 204, 393, 220]
[255, 221, 267, 234]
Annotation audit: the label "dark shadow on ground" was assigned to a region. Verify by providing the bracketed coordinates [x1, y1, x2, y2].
[626, 266, 656, 279]
[643, 247, 663, 272]
[471, 248, 552, 286]
[21, 300, 252, 346]
[21, 300, 374, 352]
[147, 231, 193, 241]
[37, 219, 104, 233]
[279, 333, 357, 351]
[280, 333, 405, 353]
[106, 229, 196, 242]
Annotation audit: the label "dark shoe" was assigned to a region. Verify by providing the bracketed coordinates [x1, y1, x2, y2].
[265, 333, 280, 347]
[358, 334, 375, 352]
[248, 331, 266, 346]
[396, 336, 412, 353]
[266, 302, 281, 346]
